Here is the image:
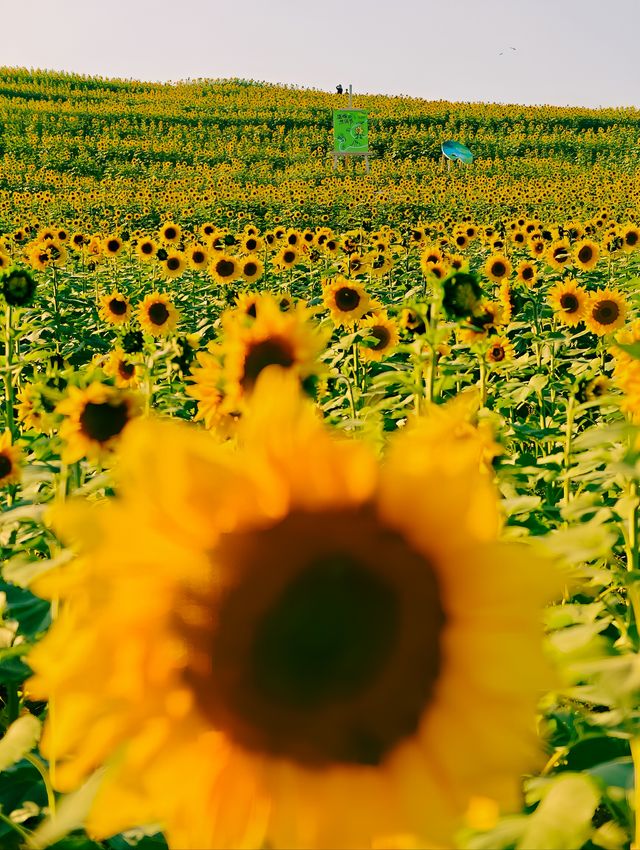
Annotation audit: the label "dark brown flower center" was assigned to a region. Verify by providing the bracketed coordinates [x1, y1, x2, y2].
[370, 326, 391, 351]
[216, 259, 236, 278]
[241, 337, 295, 390]
[141, 242, 154, 255]
[244, 262, 258, 277]
[179, 505, 444, 768]
[118, 361, 135, 379]
[490, 345, 505, 361]
[164, 227, 177, 240]
[148, 302, 170, 325]
[626, 231, 639, 246]
[491, 261, 506, 277]
[107, 240, 120, 253]
[246, 239, 257, 251]
[192, 251, 205, 264]
[0, 453, 13, 479]
[109, 297, 127, 316]
[593, 299, 619, 325]
[79, 400, 129, 443]
[560, 293, 579, 313]
[578, 245, 593, 263]
[167, 257, 181, 271]
[335, 287, 360, 312]
[522, 266, 534, 280]
[283, 251, 296, 264]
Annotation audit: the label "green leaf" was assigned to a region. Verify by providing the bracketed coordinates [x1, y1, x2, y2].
[30, 769, 104, 850]
[517, 774, 599, 850]
[0, 713, 41, 772]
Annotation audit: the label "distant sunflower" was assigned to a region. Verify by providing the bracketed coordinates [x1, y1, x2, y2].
[547, 279, 587, 327]
[359, 311, 399, 361]
[104, 349, 141, 388]
[546, 239, 572, 271]
[274, 246, 300, 270]
[370, 252, 393, 278]
[486, 336, 515, 366]
[516, 261, 537, 287]
[138, 292, 180, 337]
[103, 235, 123, 258]
[188, 245, 209, 271]
[209, 253, 239, 285]
[0, 430, 22, 487]
[56, 382, 142, 463]
[239, 255, 264, 284]
[584, 376, 609, 402]
[585, 288, 628, 336]
[401, 308, 426, 336]
[29, 371, 558, 850]
[159, 221, 181, 244]
[162, 251, 187, 280]
[241, 234, 264, 254]
[136, 238, 157, 262]
[223, 295, 325, 403]
[323, 277, 371, 326]
[622, 225, 640, 252]
[484, 253, 512, 284]
[99, 292, 131, 326]
[573, 239, 599, 271]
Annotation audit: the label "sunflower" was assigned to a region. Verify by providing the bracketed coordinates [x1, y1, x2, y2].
[323, 277, 371, 327]
[584, 288, 628, 336]
[546, 239, 572, 271]
[159, 221, 181, 244]
[138, 292, 180, 337]
[0, 430, 22, 487]
[241, 234, 264, 254]
[498, 281, 515, 324]
[209, 253, 239, 285]
[622, 225, 640, 252]
[485, 335, 515, 366]
[370, 252, 393, 278]
[99, 291, 132, 326]
[162, 251, 187, 280]
[187, 245, 209, 271]
[516, 261, 537, 287]
[239, 255, 264, 284]
[573, 239, 599, 271]
[16, 382, 61, 433]
[136, 238, 157, 262]
[359, 311, 399, 362]
[274, 246, 300, 270]
[401, 309, 426, 336]
[547, 279, 588, 327]
[103, 235, 123, 258]
[223, 295, 325, 404]
[584, 376, 609, 402]
[56, 382, 142, 463]
[104, 348, 142, 388]
[29, 370, 557, 850]
[484, 254, 512, 284]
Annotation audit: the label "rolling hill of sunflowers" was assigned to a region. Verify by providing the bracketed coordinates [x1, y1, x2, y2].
[3, 66, 640, 849]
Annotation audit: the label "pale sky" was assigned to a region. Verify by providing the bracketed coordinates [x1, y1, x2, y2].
[2, 0, 639, 108]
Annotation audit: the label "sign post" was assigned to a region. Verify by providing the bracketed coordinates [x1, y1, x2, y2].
[332, 85, 370, 174]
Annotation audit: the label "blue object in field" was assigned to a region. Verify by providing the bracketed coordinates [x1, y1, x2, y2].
[441, 139, 474, 163]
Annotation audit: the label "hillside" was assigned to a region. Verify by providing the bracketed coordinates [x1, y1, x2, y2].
[1, 67, 640, 230]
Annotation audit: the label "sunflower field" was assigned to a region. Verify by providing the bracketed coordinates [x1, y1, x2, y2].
[3, 67, 640, 849]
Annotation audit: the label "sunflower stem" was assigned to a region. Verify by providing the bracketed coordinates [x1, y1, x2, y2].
[563, 394, 575, 505]
[631, 736, 640, 850]
[478, 356, 487, 407]
[24, 753, 56, 819]
[4, 304, 16, 437]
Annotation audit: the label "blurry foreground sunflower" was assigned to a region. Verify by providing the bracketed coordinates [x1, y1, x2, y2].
[30, 370, 558, 850]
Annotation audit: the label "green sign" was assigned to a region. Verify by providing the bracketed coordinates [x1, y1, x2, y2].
[333, 109, 368, 153]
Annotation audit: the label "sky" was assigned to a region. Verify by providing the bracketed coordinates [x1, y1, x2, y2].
[1, 0, 639, 108]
